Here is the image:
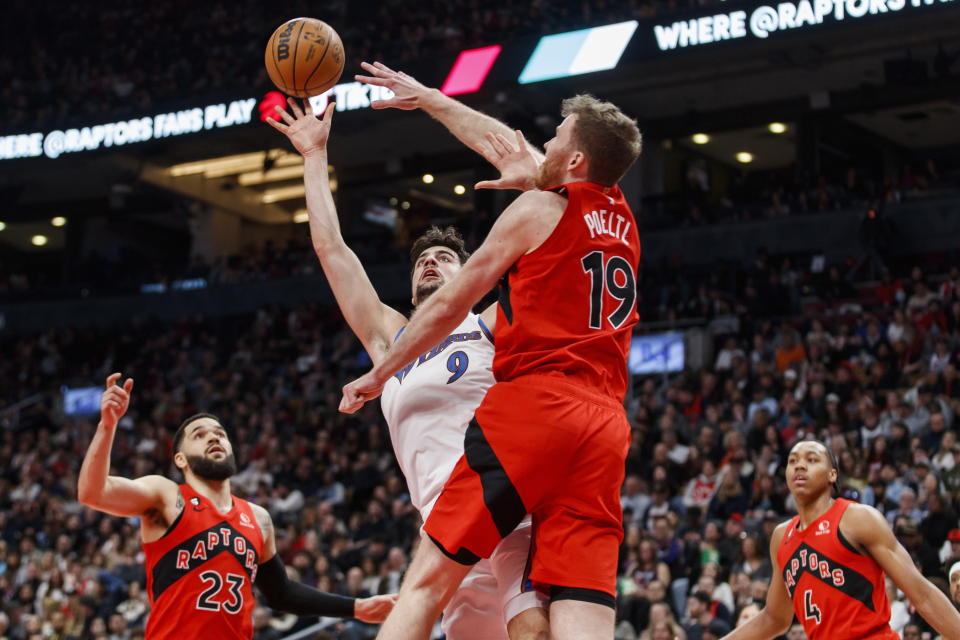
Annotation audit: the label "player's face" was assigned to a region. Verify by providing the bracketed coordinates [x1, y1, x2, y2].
[785, 442, 836, 500]
[535, 115, 579, 190]
[951, 570, 960, 603]
[411, 246, 462, 306]
[178, 418, 237, 481]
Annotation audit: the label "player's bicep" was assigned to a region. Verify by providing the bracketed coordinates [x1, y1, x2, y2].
[855, 507, 927, 598]
[93, 475, 175, 518]
[317, 244, 406, 362]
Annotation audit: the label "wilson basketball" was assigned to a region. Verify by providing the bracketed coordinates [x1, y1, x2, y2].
[264, 18, 345, 98]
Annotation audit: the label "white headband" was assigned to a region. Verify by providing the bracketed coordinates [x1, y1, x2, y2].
[950, 562, 960, 580]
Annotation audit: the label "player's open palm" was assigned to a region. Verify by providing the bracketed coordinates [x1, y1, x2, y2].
[354, 594, 397, 623]
[266, 98, 335, 157]
[355, 61, 427, 110]
[475, 129, 540, 192]
[100, 373, 134, 430]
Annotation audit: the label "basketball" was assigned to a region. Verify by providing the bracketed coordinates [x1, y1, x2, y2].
[264, 17, 344, 98]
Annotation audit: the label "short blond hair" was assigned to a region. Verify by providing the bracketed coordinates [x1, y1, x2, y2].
[561, 94, 642, 186]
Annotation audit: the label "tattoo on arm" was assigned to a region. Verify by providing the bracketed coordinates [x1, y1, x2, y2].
[175, 490, 184, 510]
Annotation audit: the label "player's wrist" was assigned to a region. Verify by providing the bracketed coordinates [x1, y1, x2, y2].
[419, 88, 445, 113]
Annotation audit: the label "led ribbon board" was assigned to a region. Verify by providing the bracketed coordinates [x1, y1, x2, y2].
[518, 21, 639, 84]
[441, 45, 502, 96]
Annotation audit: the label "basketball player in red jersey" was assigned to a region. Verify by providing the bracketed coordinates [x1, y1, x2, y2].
[342, 64, 643, 640]
[722, 440, 960, 640]
[78, 373, 395, 639]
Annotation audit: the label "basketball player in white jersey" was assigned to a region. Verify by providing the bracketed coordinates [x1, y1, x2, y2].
[267, 99, 548, 639]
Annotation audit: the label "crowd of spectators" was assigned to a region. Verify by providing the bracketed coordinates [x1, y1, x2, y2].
[0, 0, 717, 131]
[2, 251, 960, 639]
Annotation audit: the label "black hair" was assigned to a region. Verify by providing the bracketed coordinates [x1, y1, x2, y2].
[173, 413, 222, 454]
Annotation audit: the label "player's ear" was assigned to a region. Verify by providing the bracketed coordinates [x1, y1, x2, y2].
[173, 451, 187, 472]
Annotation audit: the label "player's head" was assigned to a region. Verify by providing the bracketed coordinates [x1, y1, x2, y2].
[536, 94, 642, 190]
[785, 440, 839, 502]
[409, 226, 470, 306]
[172, 413, 237, 481]
[949, 561, 960, 604]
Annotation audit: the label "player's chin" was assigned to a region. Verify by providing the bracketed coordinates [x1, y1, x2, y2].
[414, 281, 442, 304]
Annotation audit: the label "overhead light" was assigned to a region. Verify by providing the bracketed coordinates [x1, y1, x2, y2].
[692, 133, 710, 144]
[454, 184, 466, 195]
[292, 209, 310, 223]
[260, 184, 306, 203]
[238, 164, 305, 186]
[736, 152, 754, 164]
[422, 174, 434, 184]
[389, 197, 398, 205]
[167, 150, 300, 178]
[768, 122, 787, 134]
[51, 216, 67, 227]
[401, 201, 411, 210]
[0, 221, 6, 231]
[31, 234, 48, 246]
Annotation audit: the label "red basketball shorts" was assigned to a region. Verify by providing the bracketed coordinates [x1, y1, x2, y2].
[423, 374, 630, 596]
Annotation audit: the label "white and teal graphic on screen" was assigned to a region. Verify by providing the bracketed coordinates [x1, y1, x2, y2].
[519, 21, 639, 84]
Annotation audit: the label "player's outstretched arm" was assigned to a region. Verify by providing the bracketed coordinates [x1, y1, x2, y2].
[78, 373, 177, 517]
[355, 61, 545, 167]
[250, 504, 396, 622]
[340, 189, 566, 413]
[720, 524, 795, 640]
[846, 503, 960, 639]
[267, 98, 406, 364]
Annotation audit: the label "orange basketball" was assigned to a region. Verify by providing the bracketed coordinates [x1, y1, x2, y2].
[264, 18, 345, 98]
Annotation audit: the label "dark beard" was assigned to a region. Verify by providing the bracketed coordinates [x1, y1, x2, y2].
[414, 279, 443, 306]
[185, 453, 237, 480]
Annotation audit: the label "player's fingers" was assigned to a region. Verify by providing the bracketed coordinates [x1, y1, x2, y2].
[123, 378, 134, 394]
[105, 372, 121, 389]
[355, 74, 390, 87]
[321, 102, 335, 122]
[370, 99, 407, 110]
[372, 61, 397, 75]
[264, 117, 288, 132]
[474, 180, 502, 190]
[514, 129, 527, 150]
[273, 105, 295, 125]
[302, 98, 315, 116]
[496, 133, 518, 153]
[287, 97, 304, 118]
[484, 131, 505, 156]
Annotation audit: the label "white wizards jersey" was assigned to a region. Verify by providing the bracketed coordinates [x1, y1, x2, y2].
[380, 313, 495, 518]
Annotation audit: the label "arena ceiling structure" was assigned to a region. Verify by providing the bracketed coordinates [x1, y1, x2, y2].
[0, 0, 958, 253]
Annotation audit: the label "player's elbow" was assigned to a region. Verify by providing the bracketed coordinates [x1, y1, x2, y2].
[77, 484, 100, 508]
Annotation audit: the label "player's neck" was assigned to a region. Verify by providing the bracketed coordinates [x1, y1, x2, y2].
[187, 476, 233, 513]
[795, 491, 835, 530]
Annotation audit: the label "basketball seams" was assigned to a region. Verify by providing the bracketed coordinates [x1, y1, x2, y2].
[290, 19, 306, 98]
[268, 30, 290, 95]
[300, 23, 332, 92]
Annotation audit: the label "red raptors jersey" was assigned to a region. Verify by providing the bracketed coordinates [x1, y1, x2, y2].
[144, 484, 265, 640]
[777, 498, 898, 640]
[494, 181, 640, 400]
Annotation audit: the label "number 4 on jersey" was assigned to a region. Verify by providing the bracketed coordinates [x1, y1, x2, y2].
[581, 251, 637, 330]
[803, 590, 822, 624]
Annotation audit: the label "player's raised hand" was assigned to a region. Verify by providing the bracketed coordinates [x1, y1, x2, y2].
[265, 98, 335, 158]
[100, 373, 134, 430]
[475, 129, 540, 192]
[355, 61, 429, 110]
[339, 370, 386, 414]
[354, 593, 397, 623]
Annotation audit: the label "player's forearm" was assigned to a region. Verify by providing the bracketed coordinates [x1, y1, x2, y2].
[303, 151, 346, 253]
[77, 425, 116, 505]
[371, 283, 464, 382]
[420, 90, 543, 162]
[914, 582, 960, 639]
[256, 555, 355, 618]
